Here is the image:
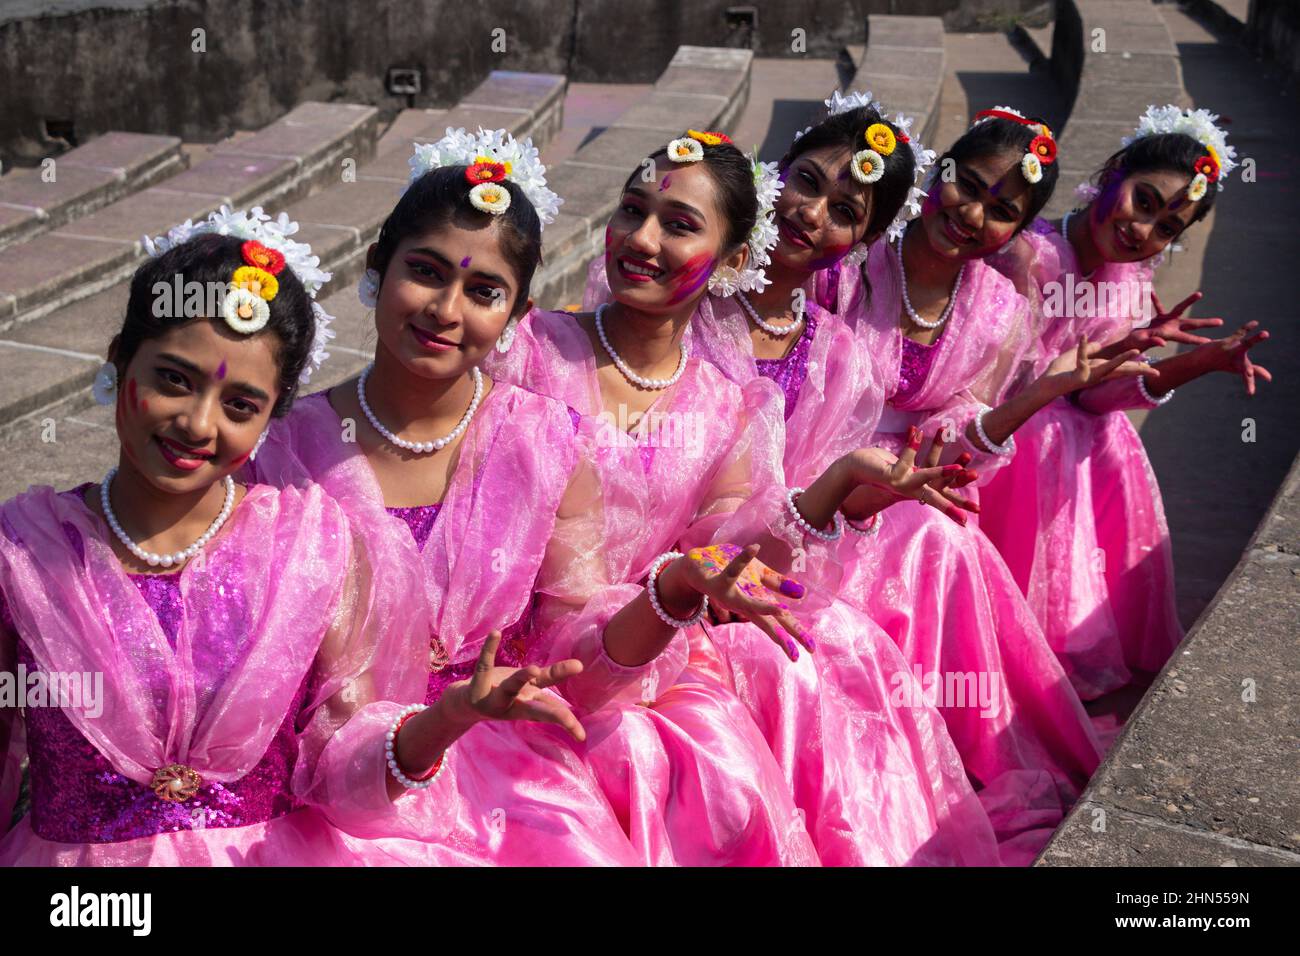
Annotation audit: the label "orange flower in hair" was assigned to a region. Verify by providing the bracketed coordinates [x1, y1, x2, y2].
[241, 240, 285, 275]
[686, 130, 732, 147]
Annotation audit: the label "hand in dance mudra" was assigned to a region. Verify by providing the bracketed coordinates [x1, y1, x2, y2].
[839, 427, 980, 527]
[1121, 289, 1226, 352]
[1043, 335, 1154, 392]
[446, 630, 587, 742]
[682, 543, 812, 661]
[1199, 320, 1272, 396]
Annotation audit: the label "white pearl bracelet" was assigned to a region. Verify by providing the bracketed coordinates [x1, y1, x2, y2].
[844, 511, 884, 537]
[786, 487, 844, 542]
[972, 405, 1015, 457]
[647, 551, 708, 629]
[1136, 363, 1174, 406]
[385, 704, 445, 790]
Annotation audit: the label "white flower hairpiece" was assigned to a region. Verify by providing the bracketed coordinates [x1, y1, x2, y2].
[408, 127, 562, 227]
[803, 90, 940, 266]
[710, 151, 784, 297]
[1122, 104, 1237, 192]
[143, 205, 335, 385]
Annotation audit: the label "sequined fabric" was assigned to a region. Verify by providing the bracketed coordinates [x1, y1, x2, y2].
[384, 502, 533, 706]
[754, 311, 819, 420]
[895, 334, 941, 405]
[1, 491, 308, 844]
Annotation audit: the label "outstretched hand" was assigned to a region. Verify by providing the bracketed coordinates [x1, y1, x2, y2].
[679, 543, 812, 662]
[1200, 320, 1272, 396]
[1130, 290, 1224, 350]
[841, 427, 979, 526]
[1044, 335, 1156, 394]
[447, 630, 587, 742]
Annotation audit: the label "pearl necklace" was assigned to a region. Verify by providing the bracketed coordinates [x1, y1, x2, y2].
[101, 468, 235, 568]
[595, 303, 687, 390]
[1060, 211, 1098, 281]
[358, 364, 483, 455]
[737, 291, 802, 338]
[895, 237, 965, 331]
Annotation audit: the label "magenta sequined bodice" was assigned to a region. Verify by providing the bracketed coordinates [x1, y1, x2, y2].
[754, 311, 819, 420]
[895, 334, 942, 404]
[385, 503, 535, 705]
[3, 487, 309, 844]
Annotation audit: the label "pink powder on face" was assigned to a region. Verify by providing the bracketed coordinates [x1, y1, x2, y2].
[659, 174, 672, 192]
[666, 253, 716, 305]
[809, 243, 852, 270]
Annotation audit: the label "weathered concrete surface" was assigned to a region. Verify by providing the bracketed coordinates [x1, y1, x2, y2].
[1040, 453, 1300, 866]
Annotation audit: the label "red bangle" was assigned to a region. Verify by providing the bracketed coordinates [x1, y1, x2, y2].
[393, 709, 444, 781]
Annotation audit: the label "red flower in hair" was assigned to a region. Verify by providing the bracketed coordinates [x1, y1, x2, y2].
[1193, 153, 1220, 182]
[465, 162, 507, 185]
[241, 240, 285, 275]
[1029, 135, 1057, 165]
[896, 130, 910, 144]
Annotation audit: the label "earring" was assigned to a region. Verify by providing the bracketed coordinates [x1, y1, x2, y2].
[248, 427, 270, 462]
[495, 315, 519, 353]
[92, 362, 118, 405]
[357, 268, 380, 309]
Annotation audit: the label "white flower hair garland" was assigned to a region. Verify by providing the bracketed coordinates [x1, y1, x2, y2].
[1123, 104, 1238, 199]
[143, 205, 336, 385]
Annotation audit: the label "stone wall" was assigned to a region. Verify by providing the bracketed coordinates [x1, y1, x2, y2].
[1, 0, 1053, 166]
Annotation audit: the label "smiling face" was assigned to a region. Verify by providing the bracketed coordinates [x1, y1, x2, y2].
[604, 156, 747, 314]
[1088, 168, 1201, 263]
[770, 144, 874, 273]
[919, 149, 1032, 260]
[372, 215, 521, 379]
[113, 319, 280, 493]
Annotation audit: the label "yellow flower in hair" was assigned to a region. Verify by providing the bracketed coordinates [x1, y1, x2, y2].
[864, 123, 896, 156]
[686, 130, 730, 147]
[231, 266, 279, 302]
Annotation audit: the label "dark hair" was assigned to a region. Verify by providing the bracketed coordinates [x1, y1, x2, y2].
[1091, 132, 1217, 224]
[938, 113, 1059, 235]
[780, 106, 917, 241]
[117, 233, 315, 416]
[371, 165, 543, 318]
[621, 137, 758, 253]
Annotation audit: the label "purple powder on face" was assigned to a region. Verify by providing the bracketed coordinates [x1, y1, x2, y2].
[215, 360, 227, 380]
[460, 256, 472, 268]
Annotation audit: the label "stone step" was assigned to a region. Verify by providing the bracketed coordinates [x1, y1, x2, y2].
[0, 132, 186, 252]
[848, 15, 947, 149]
[0, 72, 567, 436]
[0, 102, 380, 334]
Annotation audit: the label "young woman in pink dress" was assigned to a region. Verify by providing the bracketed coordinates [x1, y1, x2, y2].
[981, 106, 1271, 702]
[252, 129, 819, 866]
[505, 128, 1001, 866]
[0, 211, 451, 866]
[811, 107, 1168, 860]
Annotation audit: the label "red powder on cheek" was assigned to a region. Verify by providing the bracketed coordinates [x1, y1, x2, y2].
[666, 253, 716, 305]
[126, 378, 138, 413]
[139, 398, 149, 413]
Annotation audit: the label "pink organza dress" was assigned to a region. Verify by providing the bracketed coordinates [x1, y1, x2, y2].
[821, 243, 1104, 864]
[982, 218, 1183, 700]
[0, 481, 431, 866]
[487, 304, 995, 866]
[250, 382, 643, 866]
